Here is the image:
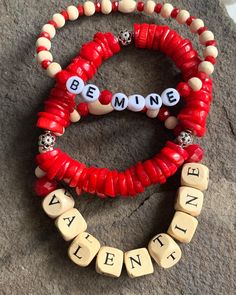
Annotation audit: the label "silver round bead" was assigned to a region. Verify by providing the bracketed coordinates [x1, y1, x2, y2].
[118, 29, 133, 46]
[177, 130, 193, 147]
[38, 131, 56, 151]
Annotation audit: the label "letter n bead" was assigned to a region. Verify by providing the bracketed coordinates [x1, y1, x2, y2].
[181, 163, 209, 191]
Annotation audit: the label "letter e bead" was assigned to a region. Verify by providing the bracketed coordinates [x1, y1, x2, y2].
[181, 163, 209, 191]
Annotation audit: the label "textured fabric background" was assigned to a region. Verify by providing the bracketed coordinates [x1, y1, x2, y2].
[0, 1, 235, 294]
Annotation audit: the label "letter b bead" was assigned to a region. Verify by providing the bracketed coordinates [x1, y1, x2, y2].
[66, 76, 84, 94]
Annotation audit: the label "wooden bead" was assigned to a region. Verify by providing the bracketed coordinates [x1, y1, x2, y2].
[46, 62, 62, 78]
[70, 109, 81, 122]
[160, 3, 174, 18]
[118, 0, 136, 13]
[96, 246, 123, 277]
[52, 13, 65, 28]
[83, 1, 96, 16]
[176, 10, 190, 24]
[35, 166, 46, 178]
[37, 50, 53, 64]
[148, 233, 182, 268]
[181, 163, 209, 191]
[190, 18, 204, 33]
[41, 24, 56, 39]
[124, 248, 154, 278]
[36, 37, 51, 50]
[198, 61, 214, 75]
[55, 208, 87, 241]
[146, 109, 159, 118]
[203, 45, 218, 58]
[164, 116, 178, 129]
[168, 211, 198, 243]
[175, 186, 204, 217]
[67, 5, 79, 21]
[188, 77, 203, 91]
[101, 0, 112, 14]
[144, 0, 156, 15]
[199, 30, 214, 45]
[42, 188, 75, 219]
[68, 232, 101, 267]
[87, 100, 114, 115]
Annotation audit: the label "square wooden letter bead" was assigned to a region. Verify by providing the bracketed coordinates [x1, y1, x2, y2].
[42, 189, 75, 218]
[148, 233, 182, 269]
[68, 232, 101, 267]
[124, 248, 154, 278]
[96, 246, 124, 278]
[175, 186, 204, 217]
[55, 208, 87, 241]
[167, 211, 198, 243]
[181, 163, 209, 191]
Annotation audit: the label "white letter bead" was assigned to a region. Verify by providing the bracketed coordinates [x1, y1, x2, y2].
[68, 232, 101, 267]
[55, 208, 87, 241]
[66, 76, 85, 94]
[161, 88, 180, 106]
[145, 93, 162, 110]
[128, 95, 145, 112]
[42, 189, 75, 219]
[181, 163, 209, 191]
[175, 186, 204, 217]
[167, 211, 198, 243]
[124, 248, 154, 278]
[111, 93, 129, 111]
[118, 0, 137, 13]
[81, 84, 100, 102]
[148, 233, 182, 268]
[96, 246, 123, 277]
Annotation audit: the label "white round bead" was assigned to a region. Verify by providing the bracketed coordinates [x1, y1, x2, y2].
[81, 84, 100, 102]
[83, 1, 96, 16]
[190, 19, 204, 33]
[144, 0, 156, 15]
[160, 3, 174, 18]
[70, 109, 81, 123]
[203, 46, 218, 58]
[35, 166, 46, 178]
[101, 0, 112, 14]
[161, 88, 180, 106]
[164, 116, 178, 130]
[66, 76, 85, 94]
[176, 10, 190, 24]
[52, 13, 65, 28]
[188, 77, 203, 92]
[37, 51, 53, 64]
[118, 0, 137, 13]
[67, 5, 79, 21]
[198, 61, 214, 75]
[199, 31, 214, 45]
[146, 109, 159, 118]
[111, 93, 129, 111]
[36, 37, 51, 50]
[128, 95, 145, 112]
[145, 93, 162, 110]
[46, 62, 62, 78]
[41, 24, 56, 39]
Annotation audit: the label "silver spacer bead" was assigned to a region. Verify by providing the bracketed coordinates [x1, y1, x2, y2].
[176, 130, 194, 147]
[118, 29, 134, 46]
[38, 131, 56, 152]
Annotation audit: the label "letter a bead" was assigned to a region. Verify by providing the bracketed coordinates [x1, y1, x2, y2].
[148, 233, 182, 269]
[181, 163, 209, 191]
[66, 76, 85, 94]
[55, 208, 87, 241]
[124, 248, 154, 278]
[68, 232, 101, 267]
[96, 246, 123, 277]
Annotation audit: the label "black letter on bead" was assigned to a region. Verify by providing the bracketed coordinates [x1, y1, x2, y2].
[185, 194, 198, 207]
[166, 91, 176, 103]
[135, 96, 139, 104]
[104, 252, 115, 266]
[129, 255, 142, 269]
[167, 251, 176, 261]
[73, 245, 82, 259]
[187, 167, 200, 177]
[85, 234, 92, 243]
[86, 86, 97, 99]
[149, 95, 160, 106]
[70, 80, 80, 91]
[153, 235, 165, 247]
[114, 97, 125, 108]
[174, 225, 187, 234]
[63, 216, 76, 227]
[48, 194, 60, 206]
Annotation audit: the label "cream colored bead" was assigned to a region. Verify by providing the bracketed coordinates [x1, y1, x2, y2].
[188, 77, 203, 91]
[199, 30, 214, 45]
[52, 13, 66, 28]
[67, 5, 79, 21]
[42, 189, 75, 219]
[175, 186, 204, 217]
[160, 3, 174, 18]
[144, 0, 156, 15]
[68, 232, 101, 267]
[83, 1, 96, 16]
[36, 51, 53, 64]
[203, 46, 218, 58]
[124, 248, 154, 278]
[168, 211, 198, 243]
[181, 163, 209, 191]
[148, 233, 182, 268]
[146, 109, 159, 118]
[101, 0, 112, 14]
[96, 246, 123, 278]
[164, 116, 178, 130]
[35, 166, 46, 178]
[87, 100, 114, 115]
[36, 37, 51, 50]
[41, 24, 56, 39]
[55, 208, 87, 241]
[190, 18, 204, 33]
[46, 62, 62, 78]
[118, 0, 137, 13]
[70, 109, 81, 122]
[176, 10, 190, 24]
[198, 61, 214, 75]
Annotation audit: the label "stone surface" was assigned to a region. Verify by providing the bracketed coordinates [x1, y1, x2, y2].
[0, 0, 235, 294]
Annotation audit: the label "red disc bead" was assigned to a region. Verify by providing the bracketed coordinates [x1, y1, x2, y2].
[154, 3, 162, 13]
[60, 11, 69, 20]
[112, 1, 119, 11]
[77, 5, 84, 16]
[197, 26, 208, 35]
[47, 20, 58, 28]
[39, 32, 51, 40]
[41, 60, 52, 69]
[34, 176, 58, 197]
[95, 2, 101, 12]
[158, 107, 170, 122]
[205, 40, 217, 47]
[186, 16, 196, 26]
[137, 1, 144, 11]
[171, 8, 180, 18]
[37, 46, 48, 53]
[205, 56, 216, 64]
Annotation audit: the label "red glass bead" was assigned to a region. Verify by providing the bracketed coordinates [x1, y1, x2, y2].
[177, 82, 191, 97]
[77, 103, 89, 116]
[112, 1, 119, 11]
[137, 1, 144, 11]
[39, 32, 51, 40]
[205, 40, 217, 47]
[34, 176, 58, 197]
[95, 2, 101, 12]
[185, 144, 204, 163]
[99, 90, 113, 105]
[37, 46, 48, 53]
[41, 60, 52, 69]
[157, 107, 170, 122]
[77, 5, 84, 16]
[171, 8, 180, 18]
[47, 20, 58, 28]
[197, 26, 208, 35]
[205, 56, 216, 64]
[186, 16, 196, 26]
[60, 11, 69, 20]
[154, 3, 162, 13]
